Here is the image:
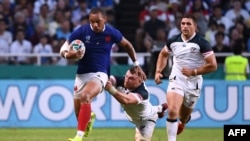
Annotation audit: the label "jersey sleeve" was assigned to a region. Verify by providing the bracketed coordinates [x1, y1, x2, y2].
[130, 93, 143, 104]
[112, 28, 123, 43]
[198, 35, 214, 58]
[131, 83, 149, 100]
[166, 34, 180, 51]
[199, 38, 213, 53]
[68, 26, 85, 43]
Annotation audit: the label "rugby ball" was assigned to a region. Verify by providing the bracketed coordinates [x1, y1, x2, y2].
[70, 39, 85, 60]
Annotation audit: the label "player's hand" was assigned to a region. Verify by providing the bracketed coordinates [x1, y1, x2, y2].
[181, 67, 193, 77]
[109, 75, 117, 86]
[134, 66, 147, 81]
[75, 49, 84, 59]
[105, 81, 112, 92]
[155, 72, 163, 84]
[105, 81, 118, 95]
[67, 46, 84, 59]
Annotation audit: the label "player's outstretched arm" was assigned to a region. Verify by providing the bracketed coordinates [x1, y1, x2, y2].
[105, 81, 139, 105]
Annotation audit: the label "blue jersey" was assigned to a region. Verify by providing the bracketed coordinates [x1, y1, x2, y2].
[68, 24, 123, 74]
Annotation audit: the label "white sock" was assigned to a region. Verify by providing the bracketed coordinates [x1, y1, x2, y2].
[76, 130, 84, 138]
[166, 120, 178, 141]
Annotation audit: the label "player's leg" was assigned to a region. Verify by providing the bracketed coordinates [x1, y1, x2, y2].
[69, 73, 108, 141]
[134, 120, 156, 141]
[68, 76, 86, 141]
[69, 79, 100, 141]
[77, 79, 102, 131]
[73, 98, 81, 119]
[177, 104, 192, 135]
[177, 92, 199, 135]
[84, 112, 96, 137]
[165, 91, 184, 141]
[72, 95, 96, 138]
[135, 127, 141, 141]
[73, 90, 96, 137]
[177, 78, 202, 135]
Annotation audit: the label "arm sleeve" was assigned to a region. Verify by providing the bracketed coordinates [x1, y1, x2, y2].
[59, 41, 70, 54]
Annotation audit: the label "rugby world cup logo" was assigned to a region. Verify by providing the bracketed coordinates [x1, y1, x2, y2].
[73, 40, 82, 50]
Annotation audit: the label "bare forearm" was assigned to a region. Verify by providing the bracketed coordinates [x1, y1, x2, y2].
[113, 92, 133, 104]
[195, 64, 217, 75]
[107, 86, 138, 104]
[156, 52, 169, 73]
[194, 55, 217, 75]
[124, 44, 137, 62]
[120, 38, 137, 62]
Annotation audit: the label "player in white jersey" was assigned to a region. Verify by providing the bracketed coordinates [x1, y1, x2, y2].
[154, 14, 217, 141]
[105, 66, 168, 141]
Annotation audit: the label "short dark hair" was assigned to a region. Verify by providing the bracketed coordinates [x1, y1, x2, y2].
[129, 66, 147, 81]
[89, 7, 106, 16]
[232, 39, 244, 55]
[182, 14, 197, 23]
[215, 31, 225, 38]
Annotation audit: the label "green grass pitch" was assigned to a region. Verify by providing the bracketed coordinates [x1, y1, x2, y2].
[0, 128, 223, 141]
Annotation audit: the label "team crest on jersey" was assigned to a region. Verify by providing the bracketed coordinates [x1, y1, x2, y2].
[190, 47, 197, 53]
[85, 36, 90, 43]
[105, 36, 111, 42]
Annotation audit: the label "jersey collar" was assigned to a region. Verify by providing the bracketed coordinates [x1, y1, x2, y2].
[90, 24, 106, 32]
[181, 32, 196, 43]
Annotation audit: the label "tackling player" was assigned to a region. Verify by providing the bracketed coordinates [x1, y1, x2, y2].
[105, 66, 168, 141]
[60, 7, 144, 141]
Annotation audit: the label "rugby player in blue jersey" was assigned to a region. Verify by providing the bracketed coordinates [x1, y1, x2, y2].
[60, 7, 144, 141]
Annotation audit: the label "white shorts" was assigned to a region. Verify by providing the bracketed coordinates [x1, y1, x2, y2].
[167, 75, 203, 108]
[133, 114, 158, 141]
[73, 72, 108, 98]
[127, 107, 158, 141]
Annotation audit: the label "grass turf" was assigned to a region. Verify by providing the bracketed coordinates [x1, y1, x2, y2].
[0, 128, 223, 141]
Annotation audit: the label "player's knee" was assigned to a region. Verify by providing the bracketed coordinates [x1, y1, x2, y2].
[167, 107, 179, 118]
[80, 92, 91, 103]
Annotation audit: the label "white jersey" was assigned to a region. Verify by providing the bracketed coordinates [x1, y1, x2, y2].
[166, 33, 214, 80]
[114, 76, 158, 122]
[165, 33, 214, 108]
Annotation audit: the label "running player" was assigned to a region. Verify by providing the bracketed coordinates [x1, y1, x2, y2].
[154, 14, 217, 141]
[60, 7, 144, 141]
